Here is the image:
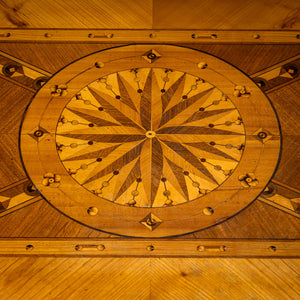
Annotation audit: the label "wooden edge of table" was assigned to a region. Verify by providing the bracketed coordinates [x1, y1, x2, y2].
[0, 239, 298, 257]
[0, 29, 299, 43]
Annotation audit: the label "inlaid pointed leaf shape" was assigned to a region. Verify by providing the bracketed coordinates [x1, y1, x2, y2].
[83, 141, 145, 185]
[89, 86, 143, 130]
[117, 73, 138, 112]
[67, 107, 120, 127]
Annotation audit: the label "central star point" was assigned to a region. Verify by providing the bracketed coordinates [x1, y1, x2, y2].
[145, 131, 156, 138]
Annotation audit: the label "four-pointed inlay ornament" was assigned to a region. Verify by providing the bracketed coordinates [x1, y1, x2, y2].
[253, 128, 273, 143]
[142, 50, 161, 63]
[140, 213, 162, 231]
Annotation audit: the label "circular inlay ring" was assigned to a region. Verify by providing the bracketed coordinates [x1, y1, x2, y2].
[20, 44, 280, 237]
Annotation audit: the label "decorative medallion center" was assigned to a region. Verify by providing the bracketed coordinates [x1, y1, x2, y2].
[56, 68, 245, 208]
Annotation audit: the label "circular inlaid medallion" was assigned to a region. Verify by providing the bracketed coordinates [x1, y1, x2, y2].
[20, 45, 280, 237]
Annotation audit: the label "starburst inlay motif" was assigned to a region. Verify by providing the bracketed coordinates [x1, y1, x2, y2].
[56, 68, 245, 207]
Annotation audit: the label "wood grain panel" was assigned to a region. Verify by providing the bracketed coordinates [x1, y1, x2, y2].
[150, 258, 300, 299]
[192, 200, 300, 239]
[0, 29, 298, 43]
[153, 0, 300, 29]
[0, 257, 299, 299]
[0, 200, 113, 238]
[0, 43, 123, 74]
[1, 44, 299, 76]
[0, 0, 152, 28]
[0, 197, 298, 239]
[0, 134, 26, 189]
[0, 239, 298, 257]
[0, 77, 33, 133]
[181, 45, 300, 75]
[0, 77, 33, 188]
[268, 81, 300, 189]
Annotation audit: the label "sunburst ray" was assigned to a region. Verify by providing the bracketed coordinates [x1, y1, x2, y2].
[160, 139, 218, 184]
[83, 141, 145, 185]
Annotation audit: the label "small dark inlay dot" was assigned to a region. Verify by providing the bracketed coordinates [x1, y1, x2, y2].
[96, 158, 102, 162]
[209, 141, 216, 146]
[88, 141, 94, 145]
[98, 107, 104, 111]
[183, 171, 189, 176]
[88, 123, 94, 127]
[147, 53, 156, 59]
[161, 89, 166, 93]
[115, 95, 121, 99]
[208, 124, 214, 128]
[257, 80, 265, 87]
[136, 178, 142, 182]
[257, 131, 267, 139]
[286, 65, 298, 76]
[34, 130, 44, 137]
[26, 245, 34, 251]
[200, 158, 206, 162]
[199, 107, 205, 111]
[137, 89, 143, 93]
[27, 184, 35, 193]
[113, 170, 119, 175]
[182, 95, 188, 100]
[161, 177, 167, 182]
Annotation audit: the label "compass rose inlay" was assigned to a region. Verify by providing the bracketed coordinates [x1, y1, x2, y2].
[56, 68, 245, 208]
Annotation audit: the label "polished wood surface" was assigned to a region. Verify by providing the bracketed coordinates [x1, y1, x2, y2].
[0, 239, 299, 257]
[0, 0, 299, 30]
[0, 257, 299, 299]
[0, 29, 299, 43]
[0, 196, 299, 239]
[153, 0, 300, 30]
[20, 45, 280, 237]
[0, 38, 299, 299]
[0, 0, 152, 28]
[268, 80, 300, 190]
[0, 44, 298, 239]
[0, 44, 299, 76]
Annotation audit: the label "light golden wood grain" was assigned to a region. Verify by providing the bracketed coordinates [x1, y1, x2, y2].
[0, 0, 299, 31]
[0, 257, 299, 299]
[0, 0, 152, 28]
[0, 29, 299, 43]
[0, 195, 299, 239]
[0, 238, 298, 257]
[153, 0, 300, 30]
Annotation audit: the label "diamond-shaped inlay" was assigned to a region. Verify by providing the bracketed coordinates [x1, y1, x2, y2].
[28, 126, 49, 142]
[140, 213, 162, 231]
[142, 49, 161, 63]
[253, 128, 272, 143]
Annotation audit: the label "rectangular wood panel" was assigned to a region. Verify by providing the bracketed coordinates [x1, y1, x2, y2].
[0, 29, 299, 43]
[0, 239, 298, 257]
[0, 0, 152, 29]
[153, 0, 300, 29]
[0, 257, 298, 300]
